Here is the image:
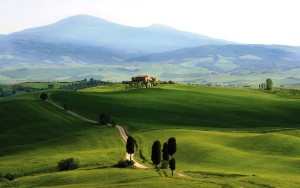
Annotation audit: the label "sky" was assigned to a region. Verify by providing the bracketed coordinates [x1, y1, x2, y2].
[0, 0, 300, 46]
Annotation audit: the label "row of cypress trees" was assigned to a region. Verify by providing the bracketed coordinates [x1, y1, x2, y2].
[151, 137, 176, 176]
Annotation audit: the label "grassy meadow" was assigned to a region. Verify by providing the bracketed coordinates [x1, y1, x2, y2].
[1, 84, 300, 187]
[51, 84, 300, 132]
[0, 93, 124, 176]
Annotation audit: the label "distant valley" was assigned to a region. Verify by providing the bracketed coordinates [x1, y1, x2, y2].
[1, 15, 300, 86]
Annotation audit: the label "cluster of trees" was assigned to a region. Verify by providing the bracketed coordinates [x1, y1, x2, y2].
[0, 87, 13, 98]
[259, 79, 273, 90]
[60, 78, 110, 91]
[57, 158, 80, 171]
[161, 80, 176, 84]
[151, 137, 177, 176]
[123, 80, 175, 90]
[125, 81, 155, 89]
[0, 85, 41, 98]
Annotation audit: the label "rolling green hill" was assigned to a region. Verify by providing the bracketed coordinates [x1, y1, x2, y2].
[1, 85, 300, 187]
[51, 84, 300, 132]
[0, 93, 124, 176]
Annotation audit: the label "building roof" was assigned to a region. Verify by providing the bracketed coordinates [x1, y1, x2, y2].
[135, 75, 150, 78]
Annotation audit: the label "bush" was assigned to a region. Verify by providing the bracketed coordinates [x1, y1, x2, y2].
[2, 173, 15, 181]
[99, 112, 111, 125]
[57, 158, 80, 171]
[40, 92, 48, 101]
[115, 160, 134, 168]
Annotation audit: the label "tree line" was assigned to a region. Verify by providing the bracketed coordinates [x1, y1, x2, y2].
[60, 78, 111, 91]
[259, 79, 273, 90]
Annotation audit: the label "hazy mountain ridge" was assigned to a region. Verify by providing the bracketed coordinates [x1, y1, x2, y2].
[124, 44, 300, 85]
[8, 15, 231, 53]
[128, 44, 300, 66]
[1, 15, 300, 85]
[0, 37, 135, 66]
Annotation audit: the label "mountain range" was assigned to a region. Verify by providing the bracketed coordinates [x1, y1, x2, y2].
[0, 15, 300, 86]
[7, 15, 230, 53]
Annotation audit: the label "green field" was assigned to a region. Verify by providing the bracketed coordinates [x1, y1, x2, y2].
[1, 85, 300, 187]
[0, 93, 124, 175]
[51, 84, 300, 132]
[80, 83, 127, 93]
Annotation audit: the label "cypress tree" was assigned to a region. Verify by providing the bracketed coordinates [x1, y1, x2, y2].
[169, 157, 176, 176]
[162, 142, 169, 161]
[151, 140, 161, 167]
[126, 136, 135, 161]
[161, 142, 169, 169]
[167, 137, 176, 157]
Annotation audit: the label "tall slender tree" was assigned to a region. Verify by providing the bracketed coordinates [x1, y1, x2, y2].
[161, 142, 169, 169]
[126, 136, 135, 161]
[169, 157, 176, 176]
[167, 137, 176, 158]
[162, 142, 169, 161]
[151, 140, 161, 167]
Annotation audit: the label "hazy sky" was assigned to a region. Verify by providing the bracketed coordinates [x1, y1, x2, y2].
[1, 0, 300, 46]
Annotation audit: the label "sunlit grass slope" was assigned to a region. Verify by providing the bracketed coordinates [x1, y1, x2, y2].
[135, 129, 300, 174]
[2, 85, 300, 187]
[51, 84, 300, 132]
[0, 93, 124, 175]
[133, 129, 300, 187]
[80, 83, 126, 93]
[5, 167, 299, 188]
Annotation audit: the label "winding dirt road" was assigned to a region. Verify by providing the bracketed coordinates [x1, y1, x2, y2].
[47, 99, 148, 169]
[116, 125, 148, 169]
[47, 100, 98, 123]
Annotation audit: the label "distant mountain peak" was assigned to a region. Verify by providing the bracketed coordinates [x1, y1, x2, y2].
[54, 14, 115, 26]
[148, 23, 175, 30]
[9, 15, 233, 52]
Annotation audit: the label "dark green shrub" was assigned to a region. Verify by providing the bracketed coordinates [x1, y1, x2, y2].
[115, 160, 134, 168]
[40, 92, 48, 101]
[57, 158, 79, 171]
[3, 173, 15, 181]
[99, 112, 111, 125]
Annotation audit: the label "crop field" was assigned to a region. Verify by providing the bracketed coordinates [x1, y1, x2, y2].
[1, 84, 300, 187]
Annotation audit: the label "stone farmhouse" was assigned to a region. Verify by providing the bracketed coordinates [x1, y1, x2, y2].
[131, 75, 158, 82]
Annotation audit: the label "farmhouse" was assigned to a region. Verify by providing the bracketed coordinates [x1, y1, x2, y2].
[131, 75, 157, 82]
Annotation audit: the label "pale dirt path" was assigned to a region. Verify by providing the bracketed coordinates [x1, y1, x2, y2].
[47, 100, 98, 123]
[47, 99, 148, 169]
[116, 125, 148, 169]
